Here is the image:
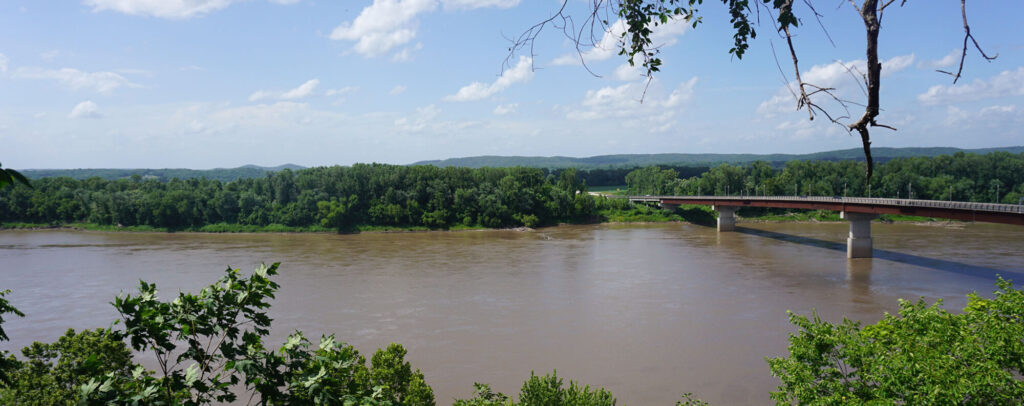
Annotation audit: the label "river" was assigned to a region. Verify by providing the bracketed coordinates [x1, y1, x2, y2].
[2, 222, 1023, 404]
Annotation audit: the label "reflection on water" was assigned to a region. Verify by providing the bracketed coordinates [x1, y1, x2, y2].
[1, 222, 1022, 405]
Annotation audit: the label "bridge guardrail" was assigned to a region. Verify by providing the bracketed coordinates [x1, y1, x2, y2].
[625, 195, 1024, 215]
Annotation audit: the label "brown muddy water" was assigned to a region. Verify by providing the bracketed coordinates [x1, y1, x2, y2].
[2, 222, 1023, 404]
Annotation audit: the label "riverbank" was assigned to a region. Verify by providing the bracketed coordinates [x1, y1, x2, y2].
[1, 208, 948, 234]
[0, 222, 497, 234]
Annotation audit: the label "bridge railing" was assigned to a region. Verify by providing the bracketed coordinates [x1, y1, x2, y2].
[625, 195, 1024, 214]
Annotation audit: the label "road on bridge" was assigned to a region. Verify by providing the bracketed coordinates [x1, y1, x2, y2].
[628, 195, 1024, 226]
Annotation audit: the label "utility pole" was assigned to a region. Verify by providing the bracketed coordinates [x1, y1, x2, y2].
[949, 185, 953, 201]
[844, 183, 847, 198]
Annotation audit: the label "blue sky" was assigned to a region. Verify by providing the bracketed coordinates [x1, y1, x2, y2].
[1, 0, 1022, 169]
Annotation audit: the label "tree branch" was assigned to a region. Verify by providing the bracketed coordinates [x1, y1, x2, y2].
[847, 0, 880, 182]
[940, 0, 997, 84]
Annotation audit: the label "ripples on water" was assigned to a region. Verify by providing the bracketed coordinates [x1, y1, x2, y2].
[1, 222, 1022, 405]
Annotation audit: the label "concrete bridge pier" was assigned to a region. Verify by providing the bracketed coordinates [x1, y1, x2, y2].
[842, 212, 879, 258]
[713, 205, 738, 232]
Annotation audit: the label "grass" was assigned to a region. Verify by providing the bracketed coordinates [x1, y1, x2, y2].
[1, 222, 169, 232]
[196, 223, 333, 233]
[599, 204, 716, 225]
[878, 214, 938, 222]
[588, 185, 628, 195]
[746, 210, 843, 222]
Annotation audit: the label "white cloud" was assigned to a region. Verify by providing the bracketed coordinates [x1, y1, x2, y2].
[0, 53, 7, 73]
[552, 17, 689, 67]
[919, 49, 960, 70]
[14, 67, 139, 93]
[390, 85, 407, 95]
[325, 86, 358, 97]
[493, 103, 517, 115]
[331, 0, 519, 58]
[247, 90, 273, 102]
[612, 61, 644, 81]
[281, 79, 320, 99]
[83, 0, 298, 19]
[942, 104, 1023, 130]
[552, 20, 626, 66]
[565, 77, 697, 133]
[918, 67, 1024, 105]
[210, 101, 313, 126]
[249, 79, 321, 101]
[69, 101, 102, 119]
[395, 104, 441, 132]
[757, 54, 915, 118]
[329, 0, 437, 58]
[391, 42, 423, 62]
[40, 50, 64, 61]
[440, 0, 519, 10]
[884, 54, 915, 73]
[664, 77, 697, 107]
[980, 104, 1017, 114]
[444, 56, 533, 101]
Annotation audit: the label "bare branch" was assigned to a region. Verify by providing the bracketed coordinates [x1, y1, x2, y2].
[502, 0, 573, 73]
[872, 122, 898, 131]
[940, 0, 998, 84]
[838, 61, 869, 97]
[803, 0, 837, 47]
[769, 40, 800, 102]
[778, 2, 816, 122]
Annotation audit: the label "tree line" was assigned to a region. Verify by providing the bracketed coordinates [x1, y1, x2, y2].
[4, 152, 1021, 232]
[626, 152, 1024, 204]
[0, 165, 608, 231]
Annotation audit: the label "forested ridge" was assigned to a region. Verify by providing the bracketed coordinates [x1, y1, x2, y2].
[2, 152, 1022, 232]
[21, 164, 306, 182]
[413, 146, 1024, 169]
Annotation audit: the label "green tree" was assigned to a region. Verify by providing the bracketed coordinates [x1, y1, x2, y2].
[318, 195, 360, 231]
[768, 278, 1024, 404]
[370, 343, 435, 406]
[454, 371, 616, 406]
[0, 328, 135, 406]
[0, 289, 25, 386]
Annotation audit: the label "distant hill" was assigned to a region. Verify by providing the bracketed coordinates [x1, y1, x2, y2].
[411, 146, 1024, 168]
[23, 164, 305, 182]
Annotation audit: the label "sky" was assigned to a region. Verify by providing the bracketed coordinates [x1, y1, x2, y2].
[1, 0, 1022, 169]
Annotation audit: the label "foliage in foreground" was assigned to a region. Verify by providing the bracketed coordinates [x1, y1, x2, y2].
[453, 372, 615, 406]
[0, 162, 31, 190]
[769, 277, 1024, 405]
[2, 265, 1024, 405]
[0, 264, 434, 405]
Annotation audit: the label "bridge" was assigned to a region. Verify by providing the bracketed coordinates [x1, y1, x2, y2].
[628, 195, 1024, 258]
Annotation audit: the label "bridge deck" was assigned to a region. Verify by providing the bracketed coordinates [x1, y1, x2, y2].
[627, 195, 1024, 226]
